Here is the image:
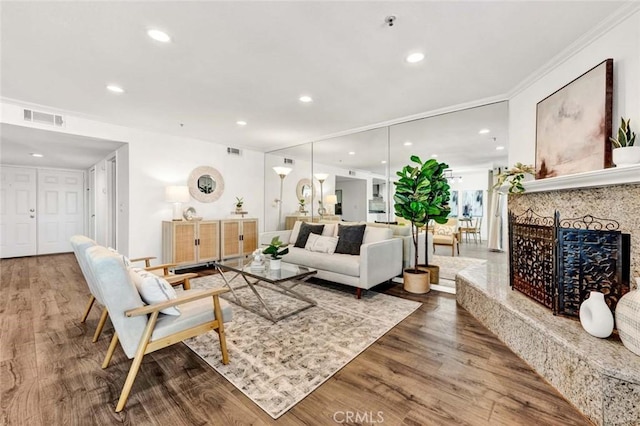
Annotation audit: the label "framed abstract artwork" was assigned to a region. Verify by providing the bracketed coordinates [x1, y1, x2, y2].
[448, 190, 459, 217]
[535, 59, 613, 179]
[462, 190, 483, 217]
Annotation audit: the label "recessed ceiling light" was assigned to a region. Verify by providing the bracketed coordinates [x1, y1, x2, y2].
[496, 146, 505, 150]
[479, 128, 490, 134]
[147, 29, 171, 43]
[30, 153, 43, 158]
[431, 154, 438, 158]
[236, 120, 247, 126]
[299, 95, 313, 103]
[106, 85, 124, 93]
[381, 160, 387, 164]
[406, 52, 425, 63]
[348, 151, 355, 155]
[403, 141, 412, 146]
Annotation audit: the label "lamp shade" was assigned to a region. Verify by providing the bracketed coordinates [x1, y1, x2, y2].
[273, 166, 292, 177]
[165, 185, 190, 203]
[325, 194, 338, 205]
[314, 173, 329, 181]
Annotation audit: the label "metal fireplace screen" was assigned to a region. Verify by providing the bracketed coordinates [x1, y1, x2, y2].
[508, 210, 630, 317]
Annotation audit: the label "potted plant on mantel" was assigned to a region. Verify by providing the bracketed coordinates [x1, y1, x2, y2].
[262, 236, 289, 270]
[493, 162, 535, 194]
[610, 117, 639, 167]
[394, 156, 451, 294]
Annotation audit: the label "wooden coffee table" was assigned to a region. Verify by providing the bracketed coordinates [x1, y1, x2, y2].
[215, 259, 317, 323]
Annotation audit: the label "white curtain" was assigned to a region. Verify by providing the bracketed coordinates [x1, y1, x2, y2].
[487, 191, 504, 251]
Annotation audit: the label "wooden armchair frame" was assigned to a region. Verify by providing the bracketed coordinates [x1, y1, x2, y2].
[102, 287, 230, 412]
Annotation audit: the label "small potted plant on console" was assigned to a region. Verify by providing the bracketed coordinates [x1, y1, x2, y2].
[262, 236, 289, 270]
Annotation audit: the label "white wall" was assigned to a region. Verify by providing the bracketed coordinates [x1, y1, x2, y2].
[336, 178, 367, 222]
[1, 100, 266, 260]
[509, 8, 640, 165]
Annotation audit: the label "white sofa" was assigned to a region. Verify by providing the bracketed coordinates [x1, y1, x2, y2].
[260, 221, 403, 298]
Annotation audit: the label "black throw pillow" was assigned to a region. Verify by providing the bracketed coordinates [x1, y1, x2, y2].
[334, 224, 366, 255]
[294, 223, 325, 248]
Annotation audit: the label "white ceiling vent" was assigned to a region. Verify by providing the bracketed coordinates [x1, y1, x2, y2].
[23, 109, 64, 127]
[284, 158, 294, 165]
[227, 147, 242, 156]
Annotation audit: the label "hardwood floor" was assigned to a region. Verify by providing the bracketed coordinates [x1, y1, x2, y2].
[1, 253, 590, 425]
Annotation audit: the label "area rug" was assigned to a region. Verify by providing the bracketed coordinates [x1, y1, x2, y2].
[182, 274, 421, 419]
[430, 255, 487, 290]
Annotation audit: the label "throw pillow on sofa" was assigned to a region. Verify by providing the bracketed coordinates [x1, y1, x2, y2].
[305, 233, 339, 254]
[129, 267, 181, 315]
[294, 223, 325, 248]
[335, 224, 366, 255]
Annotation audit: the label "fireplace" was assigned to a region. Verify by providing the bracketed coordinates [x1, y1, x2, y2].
[509, 209, 630, 316]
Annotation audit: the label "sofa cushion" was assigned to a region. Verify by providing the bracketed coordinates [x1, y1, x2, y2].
[294, 223, 324, 248]
[284, 247, 360, 277]
[335, 224, 366, 255]
[129, 267, 180, 316]
[363, 226, 393, 244]
[289, 221, 303, 245]
[305, 233, 339, 254]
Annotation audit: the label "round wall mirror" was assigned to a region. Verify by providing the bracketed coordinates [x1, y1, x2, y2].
[188, 166, 224, 203]
[296, 178, 316, 202]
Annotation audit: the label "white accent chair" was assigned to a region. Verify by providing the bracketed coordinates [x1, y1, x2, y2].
[85, 245, 232, 412]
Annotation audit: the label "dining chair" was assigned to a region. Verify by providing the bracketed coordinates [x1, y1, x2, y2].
[86, 245, 232, 412]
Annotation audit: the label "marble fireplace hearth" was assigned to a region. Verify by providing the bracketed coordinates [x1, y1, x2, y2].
[456, 260, 640, 426]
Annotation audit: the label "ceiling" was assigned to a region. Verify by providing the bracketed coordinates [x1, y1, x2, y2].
[0, 1, 627, 170]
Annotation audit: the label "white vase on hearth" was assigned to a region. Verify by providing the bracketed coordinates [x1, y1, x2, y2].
[615, 287, 640, 356]
[579, 291, 614, 338]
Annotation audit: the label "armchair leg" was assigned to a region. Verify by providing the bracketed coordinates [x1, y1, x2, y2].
[355, 288, 362, 299]
[212, 296, 229, 365]
[102, 332, 119, 369]
[182, 277, 191, 290]
[81, 295, 95, 323]
[92, 307, 109, 342]
[115, 312, 158, 412]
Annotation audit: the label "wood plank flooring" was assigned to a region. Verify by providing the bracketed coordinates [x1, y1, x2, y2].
[1, 253, 591, 425]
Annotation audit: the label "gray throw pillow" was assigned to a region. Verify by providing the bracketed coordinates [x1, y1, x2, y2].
[294, 223, 325, 248]
[334, 224, 366, 255]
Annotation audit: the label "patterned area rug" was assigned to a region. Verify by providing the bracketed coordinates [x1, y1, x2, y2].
[182, 274, 421, 419]
[430, 255, 487, 288]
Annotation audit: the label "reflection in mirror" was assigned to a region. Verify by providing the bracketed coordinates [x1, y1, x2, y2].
[197, 175, 216, 194]
[389, 101, 508, 237]
[265, 144, 312, 230]
[312, 127, 389, 223]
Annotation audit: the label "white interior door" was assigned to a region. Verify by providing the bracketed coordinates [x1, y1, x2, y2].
[0, 166, 37, 258]
[37, 169, 84, 255]
[88, 167, 96, 240]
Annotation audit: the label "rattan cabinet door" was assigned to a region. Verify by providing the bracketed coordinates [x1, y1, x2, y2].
[241, 219, 258, 256]
[197, 221, 220, 263]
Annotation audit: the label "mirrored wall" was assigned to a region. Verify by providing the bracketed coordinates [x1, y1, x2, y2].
[264, 101, 509, 233]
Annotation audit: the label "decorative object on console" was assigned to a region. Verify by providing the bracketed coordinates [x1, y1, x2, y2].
[165, 185, 190, 221]
[250, 248, 266, 271]
[493, 163, 535, 194]
[394, 155, 451, 293]
[535, 58, 613, 179]
[298, 198, 307, 213]
[183, 206, 202, 221]
[579, 291, 614, 338]
[235, 197, 244, 213]
[262, 236, 289, 270]
[188, 165, 225, 203]
[314, 173, 329, 216]
[273, 167, 292, 230]
[615, 284, 640, 356]
[610, 117, 639, 167]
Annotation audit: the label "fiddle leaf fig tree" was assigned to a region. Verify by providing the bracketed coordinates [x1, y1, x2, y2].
[394, 156, 451, 272]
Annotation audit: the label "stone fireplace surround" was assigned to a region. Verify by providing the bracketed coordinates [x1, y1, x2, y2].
[457, 165, 640, 426]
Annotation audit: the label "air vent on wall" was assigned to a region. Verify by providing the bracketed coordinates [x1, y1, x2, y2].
[23, 109, 64, 127]
[227, 147, 242, 156]
[284, 158, 294, 165]
[349, 170, 356, 176]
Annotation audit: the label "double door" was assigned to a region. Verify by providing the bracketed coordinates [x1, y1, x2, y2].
[1, 166, 84, 258]
[221, 218, 258, 259]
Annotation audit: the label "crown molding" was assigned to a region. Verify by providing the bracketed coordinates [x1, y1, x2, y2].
[508, 3, 640, 99]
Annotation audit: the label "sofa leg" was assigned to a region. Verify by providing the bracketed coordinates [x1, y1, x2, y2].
[355, 288, 362, 299]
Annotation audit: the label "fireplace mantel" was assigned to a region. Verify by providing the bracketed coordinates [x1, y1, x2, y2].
[501, 164, 640, 194]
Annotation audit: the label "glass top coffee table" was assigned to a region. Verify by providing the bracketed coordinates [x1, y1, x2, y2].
[215, 259, 318, 323]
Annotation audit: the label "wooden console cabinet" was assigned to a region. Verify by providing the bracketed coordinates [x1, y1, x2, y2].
[163, 218, 259, 266]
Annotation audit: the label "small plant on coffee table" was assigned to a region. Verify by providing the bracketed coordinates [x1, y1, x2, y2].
[263, 236, 289, 260]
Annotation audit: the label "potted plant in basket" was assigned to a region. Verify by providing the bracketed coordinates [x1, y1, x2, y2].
[394, 156, 451, 293]
[262, 236, 289, 270]
[610, 117, 639, 167]
[235, 197, 244, 213]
